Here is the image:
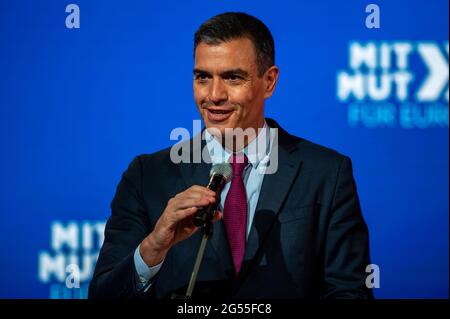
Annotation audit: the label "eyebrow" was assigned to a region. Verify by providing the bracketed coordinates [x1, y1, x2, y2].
[193, 68, 249, 78]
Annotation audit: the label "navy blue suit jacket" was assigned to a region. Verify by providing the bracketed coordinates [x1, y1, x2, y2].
[89, 119, 373, 299]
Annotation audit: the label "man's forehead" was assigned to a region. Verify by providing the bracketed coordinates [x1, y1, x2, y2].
[194, 38, 257, 72]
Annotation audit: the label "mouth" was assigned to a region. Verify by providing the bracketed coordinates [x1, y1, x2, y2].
[204, 108, 234, 122]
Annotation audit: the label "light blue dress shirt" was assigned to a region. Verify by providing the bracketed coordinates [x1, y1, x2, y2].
[134, 121, 274, 291]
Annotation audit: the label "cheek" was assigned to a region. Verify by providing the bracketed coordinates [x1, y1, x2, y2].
[193, 86, 200, 102]
[193, 84, 207, 103]
[229, 86, 254, 106]
[231, 87, 261, 115]
[193, 92, 200, 105]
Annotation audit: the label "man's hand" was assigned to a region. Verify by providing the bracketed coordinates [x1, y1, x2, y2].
[139, 185, 222, 267]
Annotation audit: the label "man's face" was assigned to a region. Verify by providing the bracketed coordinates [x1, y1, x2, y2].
[193, 37, 277, 138]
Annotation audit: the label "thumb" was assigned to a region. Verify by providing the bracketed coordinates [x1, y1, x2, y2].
[212, 210, 223, 222]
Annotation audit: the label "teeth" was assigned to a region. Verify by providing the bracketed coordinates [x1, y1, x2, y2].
[210, 110, 230, 114]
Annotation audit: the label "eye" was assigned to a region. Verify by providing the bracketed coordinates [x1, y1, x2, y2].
[224, 74, 243, 83]
[194, 73, 211, 83]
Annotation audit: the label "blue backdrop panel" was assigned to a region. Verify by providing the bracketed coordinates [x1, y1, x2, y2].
[0, 0, 448, 298]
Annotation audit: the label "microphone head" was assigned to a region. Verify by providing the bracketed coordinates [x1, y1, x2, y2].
[210, 163, 233, 182]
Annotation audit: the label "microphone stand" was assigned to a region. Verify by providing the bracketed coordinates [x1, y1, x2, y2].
[170, 213, 215, 300]
[171, 174, 225, 300]
[185, 219, 213, 298]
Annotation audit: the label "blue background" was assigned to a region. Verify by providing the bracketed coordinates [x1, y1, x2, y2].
[0, 0, 448, 298]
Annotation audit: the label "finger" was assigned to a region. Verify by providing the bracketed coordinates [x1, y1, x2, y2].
[172, 188, 215, 205]
[174, 206, 198, 220]
[188, 185, 216, 196]
[174, 185, 217, 205]
[211, 210, 223, 223]
[172, 196, 216, 210]
[179, 191, 215, 201]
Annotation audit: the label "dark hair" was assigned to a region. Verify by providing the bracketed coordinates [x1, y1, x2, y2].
[194, 12, 275, 76]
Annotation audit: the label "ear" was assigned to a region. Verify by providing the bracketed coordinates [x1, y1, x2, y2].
[263, 66, 279, 99]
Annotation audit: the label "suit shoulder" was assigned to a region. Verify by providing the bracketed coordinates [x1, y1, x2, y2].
[137, 145, 173, 163]
[132, 145, 177, 172]
[292, 136, 350, 171]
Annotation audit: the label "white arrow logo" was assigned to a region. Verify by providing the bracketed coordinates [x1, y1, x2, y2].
[416, 42, 449, 102]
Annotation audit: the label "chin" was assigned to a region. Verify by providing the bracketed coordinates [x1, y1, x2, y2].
[205, 123, 230, 137]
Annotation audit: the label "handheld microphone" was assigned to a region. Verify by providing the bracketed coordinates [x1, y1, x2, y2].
[192, 163, 232, 227]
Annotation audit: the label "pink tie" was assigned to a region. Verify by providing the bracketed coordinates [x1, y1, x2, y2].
[223, 153, 249, 275]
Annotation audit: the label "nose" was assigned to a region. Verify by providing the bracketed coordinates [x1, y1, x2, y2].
[207, 78, 228, 105]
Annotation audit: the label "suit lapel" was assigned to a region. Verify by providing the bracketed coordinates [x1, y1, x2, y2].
[176, 120, 304, 283]
[239, 120, 303, 281]
[177, 131, 234, 276]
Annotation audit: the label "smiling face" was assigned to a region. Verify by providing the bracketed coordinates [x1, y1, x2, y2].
[193, 37, 278, 141]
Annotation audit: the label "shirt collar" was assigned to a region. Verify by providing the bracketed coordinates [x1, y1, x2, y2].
[204, 121, 271, 170]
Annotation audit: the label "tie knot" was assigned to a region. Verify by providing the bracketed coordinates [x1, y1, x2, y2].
[230, 153, 248, 177]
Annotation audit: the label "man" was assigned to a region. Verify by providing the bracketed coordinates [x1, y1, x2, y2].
[89, 12, 373, 299]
